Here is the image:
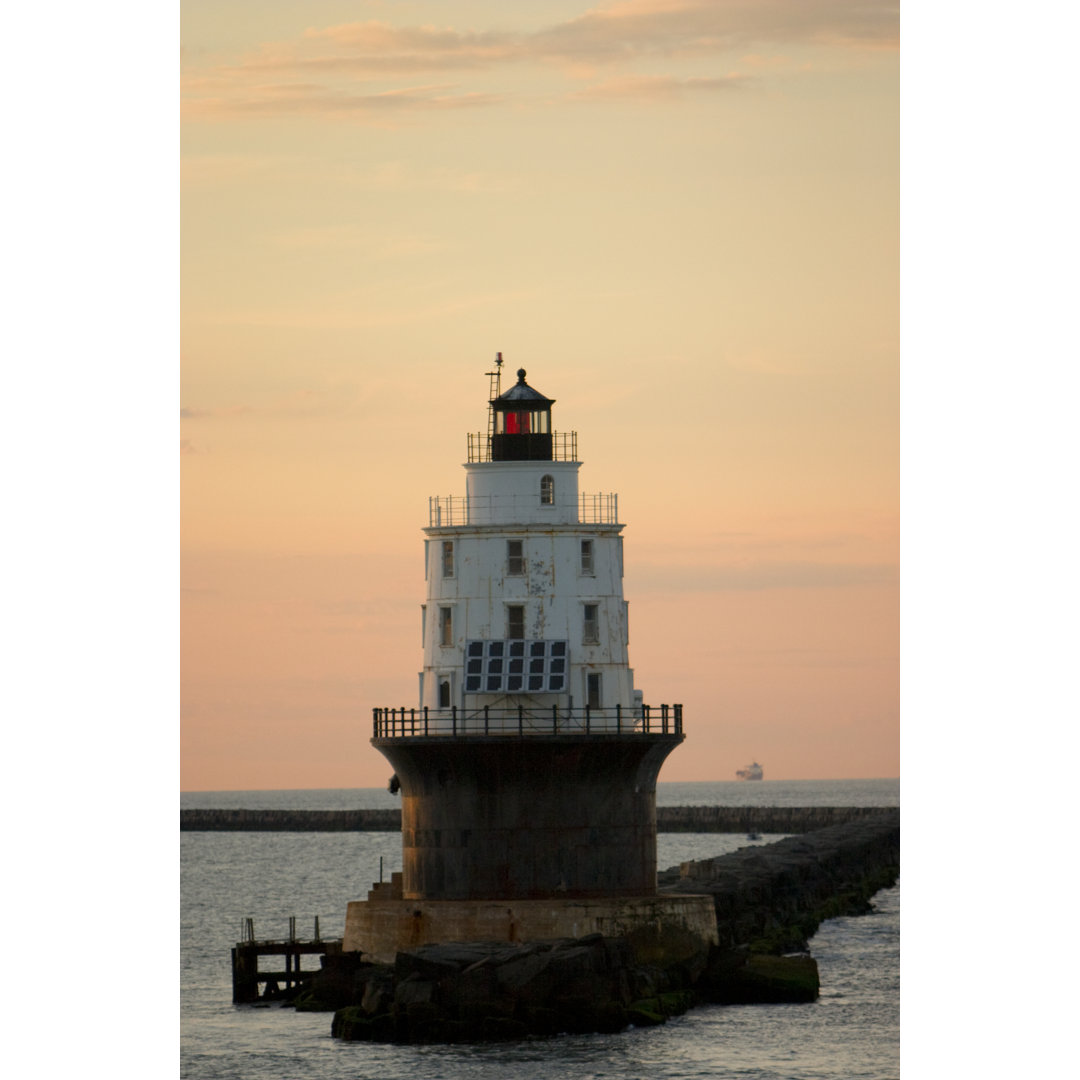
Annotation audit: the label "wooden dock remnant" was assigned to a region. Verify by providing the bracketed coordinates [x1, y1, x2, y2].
[231, 916, 342, 1003]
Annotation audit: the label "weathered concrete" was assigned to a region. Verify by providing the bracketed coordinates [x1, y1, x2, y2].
[374, 734, 683, 900]
[342, 874, 718, 966]
[180, 804, 890, 833]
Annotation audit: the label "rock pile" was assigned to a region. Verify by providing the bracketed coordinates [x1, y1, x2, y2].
[301, 934, 696, 1042]
[287, 809, 898, 1043]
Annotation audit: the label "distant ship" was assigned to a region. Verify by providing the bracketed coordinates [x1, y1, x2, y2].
[735, 762, 763, 781]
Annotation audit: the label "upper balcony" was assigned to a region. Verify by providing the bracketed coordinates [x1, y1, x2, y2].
[467, 431, 578, 463]
[429, 491, 619, 527]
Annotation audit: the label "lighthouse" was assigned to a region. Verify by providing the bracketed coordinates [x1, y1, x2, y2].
[343, 358, 717, 962]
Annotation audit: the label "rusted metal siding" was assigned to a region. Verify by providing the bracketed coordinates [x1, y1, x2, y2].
[376, 733, 684, 901]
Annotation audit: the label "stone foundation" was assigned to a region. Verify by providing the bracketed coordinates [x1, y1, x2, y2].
[343, 874, 718, 966]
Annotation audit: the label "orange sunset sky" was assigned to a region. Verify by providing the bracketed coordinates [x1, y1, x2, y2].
[180, 0, 899, 790]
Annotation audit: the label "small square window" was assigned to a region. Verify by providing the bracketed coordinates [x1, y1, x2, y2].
[507, 540, 524, 576]
[587, 672, 602, 709]
[580, 540, 594, 575]
[583, 604, 599, 644]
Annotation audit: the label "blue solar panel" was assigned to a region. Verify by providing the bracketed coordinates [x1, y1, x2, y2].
[463, 640, 570, 694]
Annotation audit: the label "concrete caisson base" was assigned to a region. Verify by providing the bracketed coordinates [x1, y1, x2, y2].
[343, 876, 718, 966]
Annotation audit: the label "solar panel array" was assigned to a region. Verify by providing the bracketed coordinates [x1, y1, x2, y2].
[464, 639, 569, 694]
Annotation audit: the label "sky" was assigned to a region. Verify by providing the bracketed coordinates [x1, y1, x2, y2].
[180, 0, 900, 790]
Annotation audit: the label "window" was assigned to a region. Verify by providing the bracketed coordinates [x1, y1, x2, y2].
[439, 606, 453, 647]
[507, 605, 525, 640]
[583, 604, 599, 644]
[586, 672, 602, 710]
[540, 475, 554, 505]
[507, 539, 524, 576]
[441, 541, 454, 577]
[439, 679, 451, 708]
[580, 539, 594, 575]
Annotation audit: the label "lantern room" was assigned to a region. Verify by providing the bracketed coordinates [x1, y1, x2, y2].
[491, 368, 554, 461]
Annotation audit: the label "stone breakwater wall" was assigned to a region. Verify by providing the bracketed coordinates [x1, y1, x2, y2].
[181, 809, 401, 831]
[659, 808, 901, 955]
[302, 812, 900, 1042]
[181, 805, 886, 833]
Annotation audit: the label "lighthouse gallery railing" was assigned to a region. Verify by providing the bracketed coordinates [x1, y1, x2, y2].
[429, 492, 618, 526]
[373, 703, 683, 739]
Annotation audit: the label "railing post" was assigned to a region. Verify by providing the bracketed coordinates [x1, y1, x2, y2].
[585, 704, 591, 733]
[616, 703, 622, 734]
[373, 708, 379, 738]
[484, 705, 490, 736]
[410, 708, 416, 736]
[662, 703, 669, 734]
[552, 703, 558, 734]
[452, 705, 457, 736]
[643, 704, 650, 732]
[314, 915, 320, 941]
[424, 705, 429, 736]
[518, 705, 524, 735]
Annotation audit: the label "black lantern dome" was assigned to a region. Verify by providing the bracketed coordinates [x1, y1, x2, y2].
[491, 368, 555, 461]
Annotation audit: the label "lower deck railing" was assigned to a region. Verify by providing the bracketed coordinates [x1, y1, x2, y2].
[372, 703, 682, 739]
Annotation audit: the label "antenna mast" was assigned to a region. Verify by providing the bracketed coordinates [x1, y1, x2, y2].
[485, 351, 504, 444]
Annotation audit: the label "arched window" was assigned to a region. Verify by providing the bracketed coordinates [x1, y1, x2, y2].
[540, 474, 554, 505]
[439, 680, 451, 708]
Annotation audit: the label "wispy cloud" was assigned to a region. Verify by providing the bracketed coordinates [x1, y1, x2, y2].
[181, 405, 252, 419]
[185, 81, 505, 120]
[182, 1, 897, 120]
[569, 73, 748, 102]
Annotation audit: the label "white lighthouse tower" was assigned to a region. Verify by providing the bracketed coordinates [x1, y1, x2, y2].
[343, 357, 715, 962]
[420, 358, 639, 730]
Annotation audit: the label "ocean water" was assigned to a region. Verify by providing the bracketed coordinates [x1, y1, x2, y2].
[181, 777, 900, 811]
[181, 780, 899, 1079]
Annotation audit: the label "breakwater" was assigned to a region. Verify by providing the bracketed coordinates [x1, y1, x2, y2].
[181, 805, 888, 833]
[660, 808, 901, 955]
[298, 811, 900, 1042]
